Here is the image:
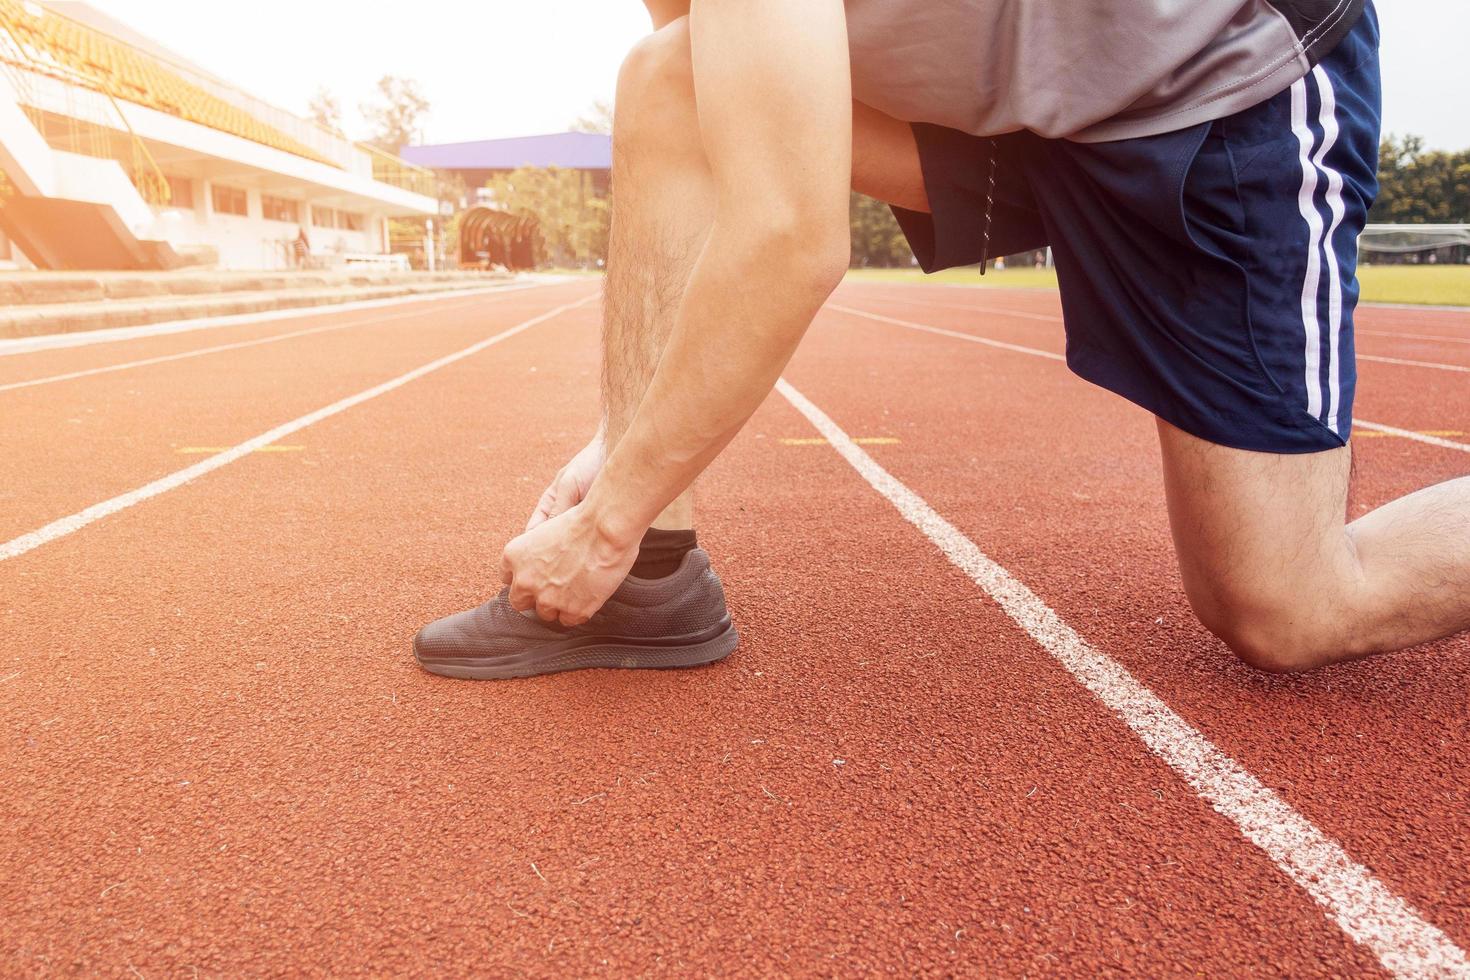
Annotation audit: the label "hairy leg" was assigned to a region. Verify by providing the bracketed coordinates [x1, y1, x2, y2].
[601, 18, 716, 529]
[1158, 419, 1470, 672]
[598, 18, 927, 532]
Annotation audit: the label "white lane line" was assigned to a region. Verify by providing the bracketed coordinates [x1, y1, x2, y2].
[776, 377, 1469, 979]
[849, 295, 1065, 324]
[0, 296, 498, 394]
[0, 278, 573, 357]
[841, 304, 1470, 458]
[828, 304, 1064, 361]
[0, 295, 595, 564]
[845, 279, 1470, 316]
[1355, 421, 1470, 454]
[1360, 329, 1470, 347]
[848, 298, 1470, 368]
[1359, 353, 1470, 374]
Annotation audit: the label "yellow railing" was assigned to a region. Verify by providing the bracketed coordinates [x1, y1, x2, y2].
[0, 0, 337, 168]
[0, 0, 441, 201]
[0, 6, 170, 205]
[360, 143, 439, 198]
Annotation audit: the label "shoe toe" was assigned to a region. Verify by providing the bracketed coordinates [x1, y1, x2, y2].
[413, 591, 567, 667]
[413, 608, 466, 664]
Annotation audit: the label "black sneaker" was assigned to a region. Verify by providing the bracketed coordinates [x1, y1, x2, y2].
[412, 548, 738, 679]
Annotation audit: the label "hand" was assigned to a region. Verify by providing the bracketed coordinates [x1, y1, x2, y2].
[526, 433, 607, 532]
[501, 505, 639, 626]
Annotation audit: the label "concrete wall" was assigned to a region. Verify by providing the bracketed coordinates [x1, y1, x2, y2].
[153, 177, 384, 270]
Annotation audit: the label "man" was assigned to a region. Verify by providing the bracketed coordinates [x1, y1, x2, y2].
[413, 0, 1470, 679]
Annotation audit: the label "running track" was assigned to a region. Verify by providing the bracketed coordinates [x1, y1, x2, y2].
[1, 279, 1466, 976]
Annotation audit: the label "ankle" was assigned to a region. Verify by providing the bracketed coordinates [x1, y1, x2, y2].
[630, 527, 697, 578]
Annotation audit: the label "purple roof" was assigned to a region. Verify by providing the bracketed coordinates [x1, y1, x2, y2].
[401, 132, 611, 171]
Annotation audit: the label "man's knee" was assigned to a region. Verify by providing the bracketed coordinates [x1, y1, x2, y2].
[1182, 576, 1355, 674]
[616, 19, 697, 150]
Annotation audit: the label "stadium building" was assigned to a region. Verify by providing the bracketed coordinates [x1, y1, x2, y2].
[0, 0, 438, 271]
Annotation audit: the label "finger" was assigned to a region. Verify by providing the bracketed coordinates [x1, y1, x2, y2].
[545, 470, 582, 520]
[535, 599, 560, 623]
[525, 486, 557, 532]
[558, 610, 589, 628]
[507, 585, 534, 612]
[500, 552, 515, 586]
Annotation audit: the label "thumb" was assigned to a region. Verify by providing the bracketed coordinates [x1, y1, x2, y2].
[544, 470, 583, 521]
[525, 483, 558, 532]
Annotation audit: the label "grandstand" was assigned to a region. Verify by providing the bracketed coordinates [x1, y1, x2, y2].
[0, 0, 437, 270]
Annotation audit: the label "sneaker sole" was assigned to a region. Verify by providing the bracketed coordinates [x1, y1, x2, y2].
[413, 621, 738, 680]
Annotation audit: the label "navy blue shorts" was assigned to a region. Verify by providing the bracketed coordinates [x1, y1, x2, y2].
[891, 5, 1381, 453]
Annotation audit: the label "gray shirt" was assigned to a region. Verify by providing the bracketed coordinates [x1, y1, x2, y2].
[845, 0, 1365, 142]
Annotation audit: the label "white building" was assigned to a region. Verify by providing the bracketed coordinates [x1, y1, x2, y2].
[0, 0, 437, 270]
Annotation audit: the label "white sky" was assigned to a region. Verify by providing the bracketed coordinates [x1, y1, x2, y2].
[78, 1, 1470, 151]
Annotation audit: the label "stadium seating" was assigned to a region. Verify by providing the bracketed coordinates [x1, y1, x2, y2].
[0, 0, 337, 167]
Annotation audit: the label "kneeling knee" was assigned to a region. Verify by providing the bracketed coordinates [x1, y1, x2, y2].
[1186, 589, 1342, 674]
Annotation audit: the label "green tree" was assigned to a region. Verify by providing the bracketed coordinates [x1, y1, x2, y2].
[1371, 135, 1470, 223]
[360, 76, 430, 153]
[483, 166, 611, 268]
[570, 100, 614, 135]
[848, 191, 913, 267]
[307, 86, 343, 135]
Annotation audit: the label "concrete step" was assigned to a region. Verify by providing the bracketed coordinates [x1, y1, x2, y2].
[0, 277, 520, 339]
[0, 270, 508, 308]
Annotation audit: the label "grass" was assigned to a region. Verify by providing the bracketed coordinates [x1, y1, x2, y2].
[845, 263, 1470, 306]
[1355, 265, 1470, 306]
[846, 266, 1061, 289]
[542, 267, 605, 278]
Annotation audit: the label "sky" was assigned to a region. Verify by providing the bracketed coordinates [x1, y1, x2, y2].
[76, 1, 1470, 151]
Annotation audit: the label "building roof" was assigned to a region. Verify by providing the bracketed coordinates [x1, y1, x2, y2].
[401, 132, 612, 172]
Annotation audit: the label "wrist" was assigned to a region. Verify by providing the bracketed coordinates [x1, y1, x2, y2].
[581, 480, 647, 551]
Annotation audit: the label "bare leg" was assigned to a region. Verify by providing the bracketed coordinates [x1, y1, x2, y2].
[1158, 419, 1470, 672]
[599, 20, 927, 532]
[601, 19, 716, 530]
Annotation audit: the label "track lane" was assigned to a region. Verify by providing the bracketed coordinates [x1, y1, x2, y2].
[0, 283, 560, 379]
[0, 294, 523, 394]
[0, 284, 596, 542]
[840, 281, 1470, 366]
[785, 295, 1470, 953]
[831, 287, 1470, 446]
[0, 295, 1386, 975]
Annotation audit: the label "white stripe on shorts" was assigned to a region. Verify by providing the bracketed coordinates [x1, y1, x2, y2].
[1311, 65, 1348, 435]
[1291, 76, 1326, 423]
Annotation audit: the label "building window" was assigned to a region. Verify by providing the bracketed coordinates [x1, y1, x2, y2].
[339, 211, 364, 231]
[311, 205, 336, 228]
[165, 175, 194, 209]
[211, 183, 248, 217]
[261, 194, 299, 223]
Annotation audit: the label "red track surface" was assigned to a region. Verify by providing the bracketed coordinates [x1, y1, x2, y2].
[1, 280, 1466, 975]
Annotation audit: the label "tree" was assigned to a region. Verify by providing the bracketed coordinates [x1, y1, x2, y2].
[848, 192, 913, 267]
[482, 167, 611, 268]
[360, 76, 430, 153]
[1371, 135, 1470, 224]
[307, 86, 343, 135]
[570, 100, 614, 135]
